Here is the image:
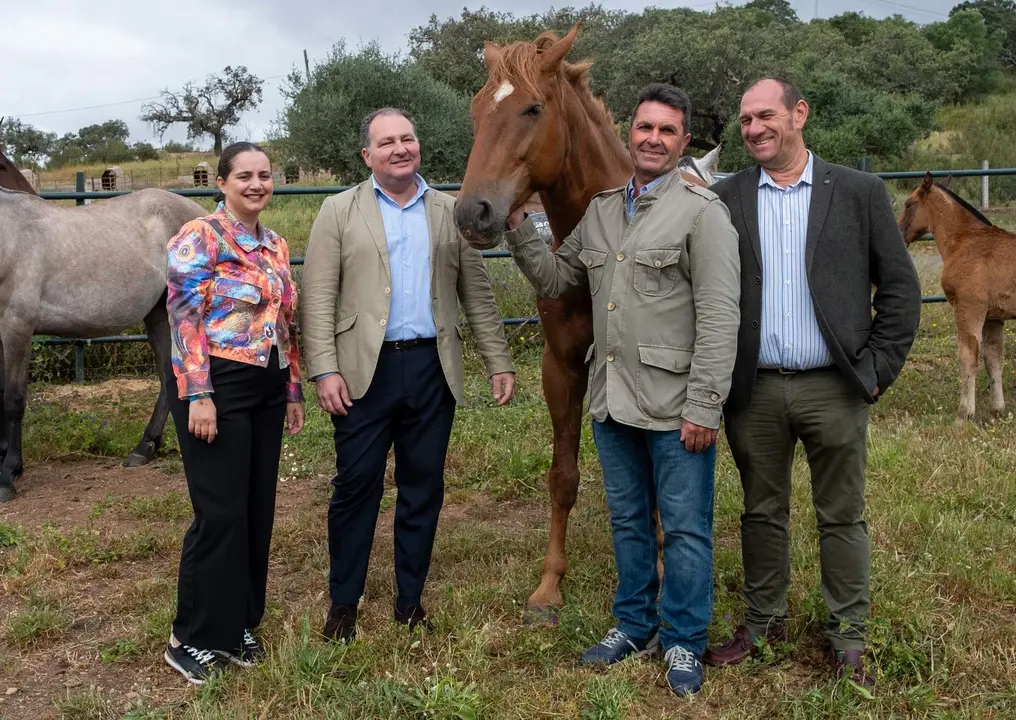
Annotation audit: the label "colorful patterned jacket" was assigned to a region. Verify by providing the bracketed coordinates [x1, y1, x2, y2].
[166, 203, 303, 403]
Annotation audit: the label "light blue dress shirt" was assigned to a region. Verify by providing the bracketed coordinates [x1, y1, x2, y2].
[756, 151, 833, 370]
[371, 174, 437, 342]
[625, 173, 668, 221]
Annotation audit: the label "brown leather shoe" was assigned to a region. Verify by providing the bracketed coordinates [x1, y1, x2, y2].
[704, 624, 787, 666]
[323, 604, 357, 642]
[831, 648, 875, 688]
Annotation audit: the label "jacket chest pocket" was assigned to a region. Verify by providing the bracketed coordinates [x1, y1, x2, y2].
[211, 277, 263, 306]
[579, 248, 608, 294]
[634, 248, 681, 296]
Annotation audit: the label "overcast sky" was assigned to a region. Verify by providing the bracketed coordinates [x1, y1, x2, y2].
[1, 0, 960, 148]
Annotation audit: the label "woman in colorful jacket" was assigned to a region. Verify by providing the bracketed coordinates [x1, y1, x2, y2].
[162, 141, 304, 684]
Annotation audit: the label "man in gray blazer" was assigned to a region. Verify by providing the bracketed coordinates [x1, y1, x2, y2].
[704, 78, 921, 687]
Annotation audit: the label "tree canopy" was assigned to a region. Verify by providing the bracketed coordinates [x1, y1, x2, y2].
[280, 2, 1014, 176]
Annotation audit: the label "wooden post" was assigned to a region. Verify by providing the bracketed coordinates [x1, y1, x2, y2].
[982, 160, 990, 210]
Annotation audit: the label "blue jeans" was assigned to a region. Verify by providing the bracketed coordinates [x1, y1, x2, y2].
[592, 417, 716, 656]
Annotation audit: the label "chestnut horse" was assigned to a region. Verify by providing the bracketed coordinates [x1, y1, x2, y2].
[453, 24, 719, 617]
[899, 171, 1016, 423]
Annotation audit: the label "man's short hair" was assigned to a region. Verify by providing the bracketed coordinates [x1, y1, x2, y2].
[747, 77, 804, 110]
[359, 107, 416, 150]
[631, 83, 693, 134]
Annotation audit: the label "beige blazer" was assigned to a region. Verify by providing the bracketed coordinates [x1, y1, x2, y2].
[300, 179, 515, 404]
[504, 170, 740, 430]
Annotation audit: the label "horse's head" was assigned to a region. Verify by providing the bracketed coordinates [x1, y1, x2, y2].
[898, 171, 941, 247]
[454, 24, 587, 249]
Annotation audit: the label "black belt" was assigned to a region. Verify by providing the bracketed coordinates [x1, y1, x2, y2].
[758, 365, 835, 375]
[381, 337, 437, 351]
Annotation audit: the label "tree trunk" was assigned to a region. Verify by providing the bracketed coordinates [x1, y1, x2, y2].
[213, 133, 223, 155]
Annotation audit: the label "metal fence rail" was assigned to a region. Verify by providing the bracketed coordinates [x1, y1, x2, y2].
[33, 163, 1011, 380]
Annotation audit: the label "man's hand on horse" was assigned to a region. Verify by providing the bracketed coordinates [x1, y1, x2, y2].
[680, 420, 717, 453]
[491, 372, 516, 406]
[506, 207, 526, 230]
[316, 373, 353, 416]
[189, 398, 217, 444]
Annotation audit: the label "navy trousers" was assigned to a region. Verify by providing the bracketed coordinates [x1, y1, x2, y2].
[327, 340, 456, 612]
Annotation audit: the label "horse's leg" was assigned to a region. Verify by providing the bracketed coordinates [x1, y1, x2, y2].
[0, 342, 6, 462]
[0, 324, 33, 502]
[954, 303, 985, 424]
[124, 296, 171, 467]
[526, 298, 590, 621]
[982, 318, 1005, 420]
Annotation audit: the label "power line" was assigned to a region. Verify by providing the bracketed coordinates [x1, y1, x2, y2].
[10, 73, 292, 120]
[858, 0, 950, 19]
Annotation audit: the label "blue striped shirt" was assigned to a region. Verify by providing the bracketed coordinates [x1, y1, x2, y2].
[625, 174, 667, 220]
[372, 174, 437, 342]
[757, 152, 833, 370]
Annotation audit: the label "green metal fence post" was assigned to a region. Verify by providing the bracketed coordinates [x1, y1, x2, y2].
[856, 157, 872, 172]
[74, 342, 86, 382]
[75, 172, 85, 206]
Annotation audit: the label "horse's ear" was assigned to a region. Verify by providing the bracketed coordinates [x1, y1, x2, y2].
[920, 171, 934, 192]
[540, 22, 580, 72]
[701, 144, 722, 175]
[482, 41, 501, 72]
[941, 173, 953, 189]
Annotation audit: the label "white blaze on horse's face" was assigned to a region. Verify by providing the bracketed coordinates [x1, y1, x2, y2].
[494, 81, 515, 105]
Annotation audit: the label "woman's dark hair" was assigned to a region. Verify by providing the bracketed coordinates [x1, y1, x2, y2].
[213, 141, 270, 203]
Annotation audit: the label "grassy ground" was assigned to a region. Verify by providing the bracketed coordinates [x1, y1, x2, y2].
[3, 240, 1016, 719]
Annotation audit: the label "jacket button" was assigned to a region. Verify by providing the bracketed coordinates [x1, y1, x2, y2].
[606, 353, 615, 362]
[607, 302, 616, 311]
[616, 253, 625, 262]
[752, 320, 759, 328]
[654, 260, 662, 268]
[380, 318, 387, 327]
[384, 287, 391, 295]
[754, 276, 761, 285]
[711, 392, 720, 401]
[258, 355, 266, 362]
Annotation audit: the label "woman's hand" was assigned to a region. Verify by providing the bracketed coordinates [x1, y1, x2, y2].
[189, 398, 217, 443]
[286, 402, 305, 435]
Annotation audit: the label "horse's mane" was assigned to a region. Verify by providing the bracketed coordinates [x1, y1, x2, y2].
[478, 31, 620, 138]
[937, 183, 994, 227]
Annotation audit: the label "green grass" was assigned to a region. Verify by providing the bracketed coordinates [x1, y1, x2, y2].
[3, 592, 73, 648]
[3, 248, 1016, 718]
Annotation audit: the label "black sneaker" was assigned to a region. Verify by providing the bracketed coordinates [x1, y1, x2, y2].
[217, 629, 266, 668]
[164, 643, 227, 685]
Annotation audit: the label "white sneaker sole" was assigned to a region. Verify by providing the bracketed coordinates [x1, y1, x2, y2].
[163, 650, 207, 685]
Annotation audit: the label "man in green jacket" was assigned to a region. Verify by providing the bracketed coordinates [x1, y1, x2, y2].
[503, 83, 741, 696]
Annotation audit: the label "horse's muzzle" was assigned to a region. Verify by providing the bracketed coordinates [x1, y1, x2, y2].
[453, 196, 507, 251]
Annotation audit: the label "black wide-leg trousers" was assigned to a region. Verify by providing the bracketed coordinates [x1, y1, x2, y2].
[167, 347, 288, 652]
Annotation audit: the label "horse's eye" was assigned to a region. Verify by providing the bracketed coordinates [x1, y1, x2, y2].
[523, 104, 542, 117]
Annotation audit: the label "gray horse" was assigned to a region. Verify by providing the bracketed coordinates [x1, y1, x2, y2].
[0, 179, 205, 501]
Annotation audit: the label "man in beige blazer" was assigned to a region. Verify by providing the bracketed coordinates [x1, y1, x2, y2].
[300, 107, 516, 643]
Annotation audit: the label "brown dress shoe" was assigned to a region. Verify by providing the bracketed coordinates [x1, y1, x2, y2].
[831, 648, 875, 688]
[704, 624, 787, 666]
[323, 604, 357, 642]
